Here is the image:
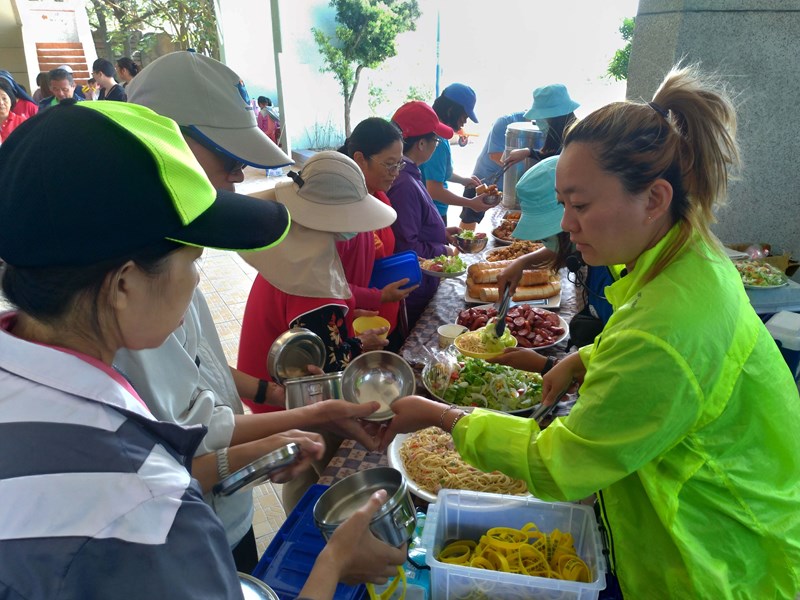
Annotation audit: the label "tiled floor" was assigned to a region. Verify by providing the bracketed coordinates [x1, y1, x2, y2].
[200, 167, 289, 558]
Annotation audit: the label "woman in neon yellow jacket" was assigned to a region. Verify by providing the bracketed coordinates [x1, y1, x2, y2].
[384, 64, 800, 599]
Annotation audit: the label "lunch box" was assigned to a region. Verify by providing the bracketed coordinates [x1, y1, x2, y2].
[313, 467, 416, 547]
[369, 250, 422, 290]
[268, 328, 345, 408]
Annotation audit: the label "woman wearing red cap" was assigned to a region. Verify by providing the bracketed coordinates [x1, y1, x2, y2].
[387, 101, 460, 328]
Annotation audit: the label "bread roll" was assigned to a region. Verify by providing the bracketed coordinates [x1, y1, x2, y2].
[478, 280, 561, 302]
[468, 262, 551, 286]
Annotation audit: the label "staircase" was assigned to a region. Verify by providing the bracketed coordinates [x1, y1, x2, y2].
[36, 42, 90, 86]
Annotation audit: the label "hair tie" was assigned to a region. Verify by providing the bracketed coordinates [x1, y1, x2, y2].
[648, 101, 669, 119]
[287, 170, 305, 188]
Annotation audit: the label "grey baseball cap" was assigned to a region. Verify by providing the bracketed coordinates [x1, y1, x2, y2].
[127, 50, 293, 169]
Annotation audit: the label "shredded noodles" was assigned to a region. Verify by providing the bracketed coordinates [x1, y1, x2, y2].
[438, 522, 591, 583]
[400, 427, 528, 496]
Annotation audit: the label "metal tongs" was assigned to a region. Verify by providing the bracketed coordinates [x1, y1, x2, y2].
[493, 283, 512, 338]
[482, 162, 514, 187]
[531, 388, 572, 424]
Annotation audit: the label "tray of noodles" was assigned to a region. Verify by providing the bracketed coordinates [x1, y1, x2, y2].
[387, 427, 530, 503]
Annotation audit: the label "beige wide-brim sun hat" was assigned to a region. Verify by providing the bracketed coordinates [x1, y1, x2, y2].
[275, 151, 396, 233]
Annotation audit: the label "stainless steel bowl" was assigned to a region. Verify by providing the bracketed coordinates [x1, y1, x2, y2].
[341, 351, 415, 421]
[267, 327, 326, 384]
[238, 573, 280, 600]
[454, 234, 489, 254]
[313, 467, 416, 547]
[284, 372, 343, 409]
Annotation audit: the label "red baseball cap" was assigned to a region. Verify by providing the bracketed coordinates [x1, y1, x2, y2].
[391, 101, 454, 139]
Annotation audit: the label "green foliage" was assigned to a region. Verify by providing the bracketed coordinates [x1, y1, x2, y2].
[406, 84, 432, 102]
[607, 17, 635, 81]
[312, 0, 421, 134]
[368, 83, 388, 115]
[87, 0, 219, 63]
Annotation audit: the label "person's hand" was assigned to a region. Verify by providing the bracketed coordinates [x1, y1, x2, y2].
[300, 490, 407, 595]
[358, 330, 389, 351]
[379, 395, 442, 450]
[487, 347, 547, 372]
[503, 148, 534, 167]
[495, 257, 527, 297]
[445, 226, 462, 246]
[460, 175, 482, 189]
[468, 194, 492, 213]
[258, 429, 326, 484]
[541, 351, 585, 406]
[380, 278, 417, 303]
[315, 400, 384, 451]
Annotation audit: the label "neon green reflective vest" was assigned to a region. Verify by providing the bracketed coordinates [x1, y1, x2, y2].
[454, 227, 800, 598]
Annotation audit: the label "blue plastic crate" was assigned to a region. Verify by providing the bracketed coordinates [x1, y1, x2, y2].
[252, 484, 366, 600]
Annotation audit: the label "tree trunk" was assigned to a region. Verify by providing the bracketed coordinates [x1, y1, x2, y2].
[344, 95, 351, 138]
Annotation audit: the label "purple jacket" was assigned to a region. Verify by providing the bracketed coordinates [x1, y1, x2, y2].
[387, 157, 448, 325]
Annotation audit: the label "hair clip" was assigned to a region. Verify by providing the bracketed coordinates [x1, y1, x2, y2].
[648, 101, 669, 120]
[287, 171, 305, 187]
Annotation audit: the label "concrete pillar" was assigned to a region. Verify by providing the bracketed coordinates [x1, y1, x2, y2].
[627, 0, 800, 268]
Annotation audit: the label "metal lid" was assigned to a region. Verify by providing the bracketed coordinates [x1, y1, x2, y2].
[238, 573, 280, 600]
[267, 327, 326, 384]
[213, 443, 300, 497]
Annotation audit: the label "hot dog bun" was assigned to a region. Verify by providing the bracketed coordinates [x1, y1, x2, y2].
[467, 261, 551, 285]
[477, 280, 562, 302]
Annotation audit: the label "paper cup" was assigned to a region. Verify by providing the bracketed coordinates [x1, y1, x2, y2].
[438, 324, 468, 349]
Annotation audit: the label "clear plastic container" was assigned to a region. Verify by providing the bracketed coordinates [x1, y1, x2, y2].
[422, 490, 606, 600]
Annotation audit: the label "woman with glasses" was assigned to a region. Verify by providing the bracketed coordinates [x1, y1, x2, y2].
[387, 101, 460, 329]
[338, 117, 419, 346]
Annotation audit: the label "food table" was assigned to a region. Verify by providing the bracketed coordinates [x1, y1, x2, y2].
[318, 205, 582, 488]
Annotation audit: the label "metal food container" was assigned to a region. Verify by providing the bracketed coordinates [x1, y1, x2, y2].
[313, 467, 416, 547]
[213, 443, 300, 497]
[238, 572, 280, 600]
[502, 122, 544, 210]
[340, 351, 415, 421]
[267, 327, 326, 384]
[284, 371, 343, 409]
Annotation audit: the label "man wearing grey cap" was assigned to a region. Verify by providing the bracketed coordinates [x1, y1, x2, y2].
[114, 50, 382, 572]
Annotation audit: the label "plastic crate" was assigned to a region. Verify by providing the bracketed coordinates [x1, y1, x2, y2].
[422, 490, 606, 600]
[765, 311, 800, 380]
[252, 484, 365, 600]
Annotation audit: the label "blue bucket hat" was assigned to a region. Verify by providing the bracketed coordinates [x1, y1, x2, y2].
[523, 84, 579, 121]
[513, 156, 564, 242]
[442, 83, 478, 123]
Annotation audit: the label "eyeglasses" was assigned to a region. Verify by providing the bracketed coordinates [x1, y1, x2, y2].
[217, 151, 246, 176]
[379, 160, 406, 174]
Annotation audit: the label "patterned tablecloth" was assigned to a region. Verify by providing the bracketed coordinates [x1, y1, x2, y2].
[319, 205, 583, 485]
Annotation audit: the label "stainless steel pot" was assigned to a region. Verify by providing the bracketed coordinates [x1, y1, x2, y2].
[284, 372, 344, 409]
[267, 327, 326, 384]
[313, 467, 416, 547]
[503, 122, 544, 210]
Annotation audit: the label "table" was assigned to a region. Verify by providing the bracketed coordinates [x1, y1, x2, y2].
[319, 206, 581, 485]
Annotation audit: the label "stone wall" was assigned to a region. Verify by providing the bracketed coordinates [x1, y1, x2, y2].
[627, 0, 800, 270]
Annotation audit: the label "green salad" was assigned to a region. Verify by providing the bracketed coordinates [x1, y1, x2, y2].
[428, 357, 543, 412]
[421, 254, 466, 273]
[479, 325, 515, 353]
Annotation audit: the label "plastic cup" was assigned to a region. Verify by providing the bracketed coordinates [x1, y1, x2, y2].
[353, 316, 391, 340]
[438, 324, 468, 349]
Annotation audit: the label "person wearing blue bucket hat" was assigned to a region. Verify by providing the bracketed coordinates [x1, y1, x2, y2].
[495, 155, 617, 335]
[504, 83, 580, 169]
[513, 155, 564, 243]
[421, 83, 492, 223]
